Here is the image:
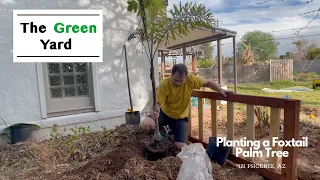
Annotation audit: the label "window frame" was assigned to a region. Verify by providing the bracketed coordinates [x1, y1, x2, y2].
[38, 62, 97, 118]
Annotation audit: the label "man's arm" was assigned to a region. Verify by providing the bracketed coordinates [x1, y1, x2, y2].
[202, 80, 234, 97]
[202, 80, 223, 92]
[191, 74, 234, 97]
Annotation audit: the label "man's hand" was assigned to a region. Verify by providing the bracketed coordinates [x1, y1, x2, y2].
[151, 103, 161, 120]
[151, 111, 159, 120]
[218, 88, 234, 97]
[203, 80, 236, 97]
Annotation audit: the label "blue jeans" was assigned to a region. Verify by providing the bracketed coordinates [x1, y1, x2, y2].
[154, 109, 189, 144]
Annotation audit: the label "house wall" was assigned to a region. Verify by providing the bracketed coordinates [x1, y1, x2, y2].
[0, 0, 158, 143]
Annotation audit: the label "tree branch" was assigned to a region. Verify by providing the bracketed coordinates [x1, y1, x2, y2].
[151, 27, 171, 62]
[138, 0, 152, 62]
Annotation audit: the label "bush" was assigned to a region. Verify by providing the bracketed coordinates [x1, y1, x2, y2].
[198, 59, 213, 68]
[296, 72, 319, 82]
[268, 80, 295, 88]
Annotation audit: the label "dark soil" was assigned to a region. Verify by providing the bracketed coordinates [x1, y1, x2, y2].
[0, 124, 264, 180]
[302, 106, 320, 117]
[144, 140, 175, 161]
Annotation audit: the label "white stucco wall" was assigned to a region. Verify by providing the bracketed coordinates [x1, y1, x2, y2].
[0, 0, 158, 143]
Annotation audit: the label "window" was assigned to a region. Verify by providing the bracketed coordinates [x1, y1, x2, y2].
[43, 63, 95, 117]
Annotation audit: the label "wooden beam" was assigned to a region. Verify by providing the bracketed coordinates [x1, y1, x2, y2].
[191, 91, 299, 108]
[164, 34, 231, 50]
[281, 101, 300, 180]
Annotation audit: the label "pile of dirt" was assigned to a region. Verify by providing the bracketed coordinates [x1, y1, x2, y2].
[71, 153, 183, 180]
[0, 124, 267, 180]
[296, 125, 320, 180]
[47, 124, 181, 179]
[212, 162, 264, 180]
[302, 106, 320, 117]
[76, 148, 137, 178]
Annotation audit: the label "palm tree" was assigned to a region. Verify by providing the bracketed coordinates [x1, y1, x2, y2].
[238, 42, 255, 83]
[126, 0, 215, 144]
[239, 42, 255, 66]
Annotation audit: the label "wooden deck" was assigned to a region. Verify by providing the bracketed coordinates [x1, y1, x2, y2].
[188, 90, 300, 180]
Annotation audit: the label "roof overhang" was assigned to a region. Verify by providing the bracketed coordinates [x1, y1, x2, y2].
[158, 27, 237, 50]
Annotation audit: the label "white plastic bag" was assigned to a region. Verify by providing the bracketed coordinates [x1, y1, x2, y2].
[176, 143, 213, 180]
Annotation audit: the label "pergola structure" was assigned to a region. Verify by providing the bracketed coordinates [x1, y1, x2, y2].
[158, 46, 201, 76]
[158, 27, 238, 92]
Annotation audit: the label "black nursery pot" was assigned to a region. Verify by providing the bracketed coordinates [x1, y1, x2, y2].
[9, 124, 34, 144]
[144, 145, 168, 161]
[207, 136, 232, 166]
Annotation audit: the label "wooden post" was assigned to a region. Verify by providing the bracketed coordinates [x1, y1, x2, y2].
[217, 40, 222, 85]
[269, 108, 281, 170]
[192, 54, 196, 72]
[281, 101, 300, 180]
[188, 91, 300, 180]
[183, 46, 187, 65]
[246, 104, 255, 161]
[227, 102, 234, 153]
[233, 36, 237, 93]
[198, 97, 204, 141]
[211, 100, 217, 137]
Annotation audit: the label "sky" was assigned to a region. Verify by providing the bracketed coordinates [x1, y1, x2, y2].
[160, 0, 320, 63]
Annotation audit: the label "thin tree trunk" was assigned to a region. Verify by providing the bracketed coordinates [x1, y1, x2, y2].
[137, 0, 161, 143]
[150, 62, 162, 142]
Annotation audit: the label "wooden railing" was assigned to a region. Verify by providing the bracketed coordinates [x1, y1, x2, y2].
[188, 90, 301, 180]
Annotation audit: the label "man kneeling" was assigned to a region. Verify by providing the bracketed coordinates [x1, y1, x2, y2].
[141, 64, 233, 150]
[141, 111, 190, 150]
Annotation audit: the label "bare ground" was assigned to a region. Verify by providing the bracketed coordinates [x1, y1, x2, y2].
[1, 106, 318, 180]
[0, 124, 264, 180]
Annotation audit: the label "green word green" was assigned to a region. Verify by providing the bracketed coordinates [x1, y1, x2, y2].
[54, 22, 97, 33]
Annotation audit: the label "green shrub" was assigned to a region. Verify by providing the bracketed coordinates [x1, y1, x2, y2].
[268, 80, 294, 88]
[198, 59, 213, 68]
[296, 72, 319, 82]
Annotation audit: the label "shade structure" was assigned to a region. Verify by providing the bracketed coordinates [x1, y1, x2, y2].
[157, 26, 238, 93]
[158, 27, 237, 50]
